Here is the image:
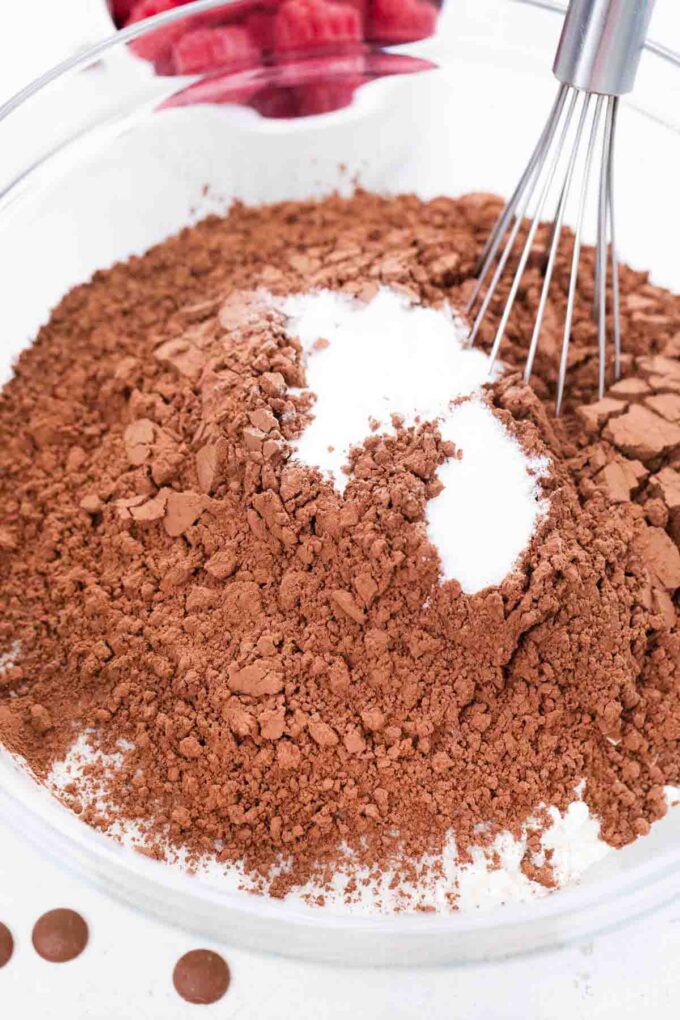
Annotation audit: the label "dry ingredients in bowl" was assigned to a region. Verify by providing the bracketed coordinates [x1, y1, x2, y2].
[0, 191, 678, 910]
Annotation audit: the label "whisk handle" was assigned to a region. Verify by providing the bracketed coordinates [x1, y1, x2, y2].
[553, 0, 656, 95]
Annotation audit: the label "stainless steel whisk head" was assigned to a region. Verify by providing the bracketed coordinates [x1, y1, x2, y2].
[467, 0, 656, 414]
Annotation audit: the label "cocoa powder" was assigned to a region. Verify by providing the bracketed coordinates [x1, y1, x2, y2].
[0, 191, 678, 899]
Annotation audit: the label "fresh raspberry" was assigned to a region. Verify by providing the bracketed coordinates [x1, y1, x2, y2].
[172, 26, 260, 74]
[128, 0, 183, 23]
[367, 0, 437, 44]
[111, 0, 138, 26]
[192, 2, 245, 30]
[171, 29, 215, 74]
[128, 0, 188, 65]
[274, 0, 362, 54]
[330, 0, 368, 31]
[128, 0, 182, 16]
[245, 11, 277, 53]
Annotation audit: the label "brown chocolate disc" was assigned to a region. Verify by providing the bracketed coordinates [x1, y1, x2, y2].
[0, 923, 13, 967]
[173, 949, 230, 1005]
[32, 909, 88, 963]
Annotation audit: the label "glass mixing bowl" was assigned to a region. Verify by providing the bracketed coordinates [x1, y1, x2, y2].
[0, 0, 679, 966]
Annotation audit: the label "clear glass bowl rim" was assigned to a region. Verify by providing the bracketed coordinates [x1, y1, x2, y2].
[3, 0, 680, 126]
[0, 0, 679, 965]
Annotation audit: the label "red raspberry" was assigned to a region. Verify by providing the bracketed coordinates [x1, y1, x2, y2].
[274, 0, 362, 53]
[128, 0, 182, 16]
[330, 0, 368, 31]
[128, 0, 188, 65]
[245, 11, 277, 53]
[111, 0, 138, 26]
[191, 2, 247, 30]
[172, 26, 260, 74]
[367, 0, 437, 44]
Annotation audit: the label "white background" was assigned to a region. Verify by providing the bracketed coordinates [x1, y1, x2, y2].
[1, 1, 680, 1016]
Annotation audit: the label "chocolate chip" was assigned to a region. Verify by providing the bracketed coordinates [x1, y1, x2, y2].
[172, 949, 230, 1004]
[32, 909, 88, 963]
[0, 923, 14, 967]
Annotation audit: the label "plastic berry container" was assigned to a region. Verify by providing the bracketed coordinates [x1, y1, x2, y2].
[0, 0, 679, 966]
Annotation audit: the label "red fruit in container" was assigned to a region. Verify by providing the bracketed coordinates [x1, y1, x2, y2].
[245, 11, 277, 53]
[191, 1, 252, 29]
[330, 0, 368, 31]
[367, 0, 437, 44]
[112, 0, 138, 26]
[128, 0, 188, 65]
[128, 0, 184, 23]
[274, 0, 362, 53]
[172, 26, 261, 74]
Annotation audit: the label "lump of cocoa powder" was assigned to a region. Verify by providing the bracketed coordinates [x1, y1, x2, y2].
[0, 192, 678, 899]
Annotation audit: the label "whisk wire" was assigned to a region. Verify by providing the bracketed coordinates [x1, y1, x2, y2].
[468, 82, 623, 410]
[487, 88, 581, 371]
[607, 98, 622, 379]
[468, 85, 569, 308]
[525, 89, 589, 383]
[466, 91, 569, 348]
[468, 0, 652, 411]
[556, 93, 606, 415]
[596, 98, 611, 401]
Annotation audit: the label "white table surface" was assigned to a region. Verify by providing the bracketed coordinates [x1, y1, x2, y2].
[1, 2, 680, 1017]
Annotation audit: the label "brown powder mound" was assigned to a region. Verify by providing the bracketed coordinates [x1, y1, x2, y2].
[0, 192, 678, 898]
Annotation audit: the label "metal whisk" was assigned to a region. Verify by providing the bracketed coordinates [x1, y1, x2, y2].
[467, 0, 656, 413]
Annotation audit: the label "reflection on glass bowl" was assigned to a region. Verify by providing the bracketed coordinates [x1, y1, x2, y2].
[103, 0, 443, 117]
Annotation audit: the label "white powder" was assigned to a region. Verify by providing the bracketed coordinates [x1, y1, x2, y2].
[46, 735, 621, 915]
[453, 800, 611, 913]
[430, 403, 549, 592]
[284, 287, 491, 491]
[0, 641, 21, 677]
[282, 287, 549, 593]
